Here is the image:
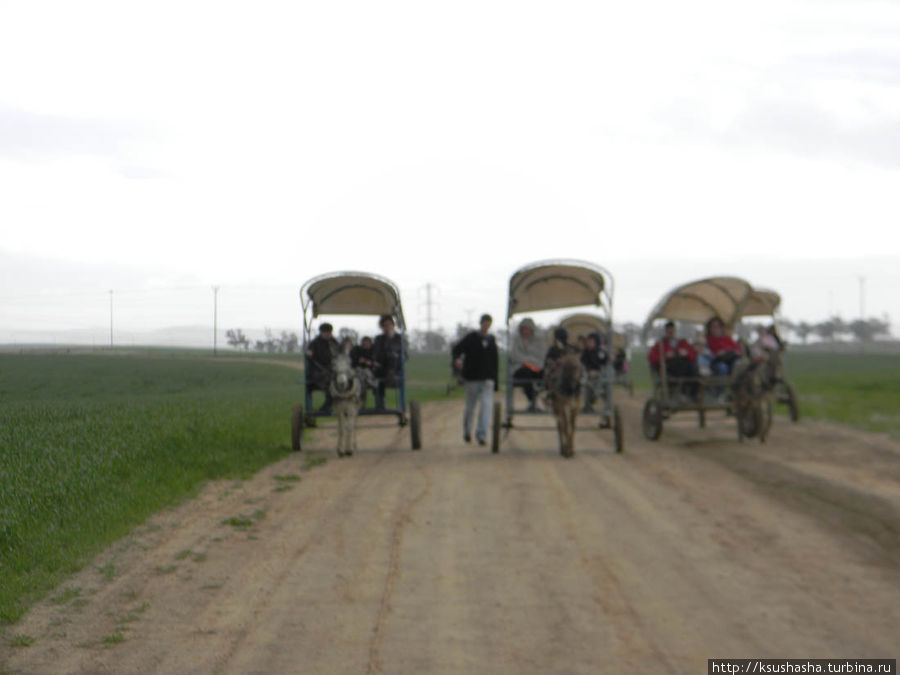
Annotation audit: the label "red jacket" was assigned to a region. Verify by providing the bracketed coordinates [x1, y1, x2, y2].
[706, 335, 741, 355]
[648, 338, 696, 367]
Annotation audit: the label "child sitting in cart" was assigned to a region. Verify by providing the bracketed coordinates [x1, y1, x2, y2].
[351, 336, 376, 407]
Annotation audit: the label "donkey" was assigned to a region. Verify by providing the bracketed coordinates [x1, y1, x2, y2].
[544, 352, 584, 458]
[328, 341, 372, 457]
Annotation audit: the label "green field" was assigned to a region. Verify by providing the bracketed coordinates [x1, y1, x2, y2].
[0, 351, 457, 625]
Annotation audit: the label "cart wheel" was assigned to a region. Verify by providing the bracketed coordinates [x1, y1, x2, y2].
[612, 405, 624, 453]
[410, 400, 422, 451]
[304, 414, 317, 429]
[784, 382, 800, 422]
[291, 405, 303, 451]
[491, 401, 501, 453]
[737, 402, 762, 440]
[642, 399, 663, 441]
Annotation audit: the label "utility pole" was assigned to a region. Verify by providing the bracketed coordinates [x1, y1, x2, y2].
[109, 290, 114, 349]
[213, 286, 220, 356]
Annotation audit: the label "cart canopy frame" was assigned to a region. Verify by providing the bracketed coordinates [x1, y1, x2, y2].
[507, 259, 614, 320]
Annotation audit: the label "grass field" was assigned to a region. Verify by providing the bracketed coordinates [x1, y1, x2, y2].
[3, 349, 898, 627]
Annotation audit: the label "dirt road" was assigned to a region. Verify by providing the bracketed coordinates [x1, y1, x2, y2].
[4, 398, 899, 674]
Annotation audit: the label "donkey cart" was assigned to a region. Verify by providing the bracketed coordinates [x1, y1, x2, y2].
[493, 259, 624, 456]
[640, 276, 795, 444]
[291, 271, 422, 453]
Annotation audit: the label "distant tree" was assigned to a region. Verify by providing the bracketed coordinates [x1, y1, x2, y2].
[814, 316, 847, 342]
[847, 317, 890, 342]
[254, 328, 279, 353]
[279, 331, 299, 353]
[794, 321, 813, 345]
[225, 328, 250, 350]
[422, 330, 447, 353]
[454, 323, 471, 341]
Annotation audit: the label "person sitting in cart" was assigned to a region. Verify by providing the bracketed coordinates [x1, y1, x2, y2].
[306, 322, 339, 412]
[581, 331, 610, 411]
[544, 327, 579, 366]
[509, 317, 545, 412]
[351, 336, 376, 369]
[698, 317, 742, 376]
[648, 321, 699, 400]
[372, 315, 404, 409]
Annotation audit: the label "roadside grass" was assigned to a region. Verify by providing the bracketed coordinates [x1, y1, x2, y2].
[0, 354, 298, 625]
[779, 352, 900, 438]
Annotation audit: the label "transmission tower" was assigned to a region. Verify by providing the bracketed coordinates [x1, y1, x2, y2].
[418, 283, 440, 332]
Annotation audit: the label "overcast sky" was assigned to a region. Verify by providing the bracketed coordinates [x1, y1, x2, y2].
[2, 1, 899, 342]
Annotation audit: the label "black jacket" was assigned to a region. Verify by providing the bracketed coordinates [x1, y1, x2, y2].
[581, 347, 609, 372]
[452, 331, 499, 390]
[372, 333, 404, 378]
[350, 345, 375, 369]
[306, 335, 338, 386]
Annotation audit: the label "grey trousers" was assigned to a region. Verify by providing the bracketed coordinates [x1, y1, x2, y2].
[463, 380, 493, 441]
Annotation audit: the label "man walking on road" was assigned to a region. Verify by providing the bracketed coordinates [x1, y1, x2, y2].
[451, 314, 499, 445]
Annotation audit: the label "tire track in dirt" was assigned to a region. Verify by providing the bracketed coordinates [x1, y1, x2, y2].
[209, 451, 393, 674]
[365, 465, 433, 674]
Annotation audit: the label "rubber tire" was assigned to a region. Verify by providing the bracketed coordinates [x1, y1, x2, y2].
[613, 405, 624, 453]
[291, 405, 303, 451]
[491, 401, 501, 454]
[410, 400, 422, 450]
[642, 399, 663, 441]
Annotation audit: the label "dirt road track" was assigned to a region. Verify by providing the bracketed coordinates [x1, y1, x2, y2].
[4, 398, 899, 674]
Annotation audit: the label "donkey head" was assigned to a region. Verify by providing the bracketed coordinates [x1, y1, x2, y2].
[331, 350, 355, 397]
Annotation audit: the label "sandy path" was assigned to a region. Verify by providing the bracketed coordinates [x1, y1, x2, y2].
[3, 397, 899, 674]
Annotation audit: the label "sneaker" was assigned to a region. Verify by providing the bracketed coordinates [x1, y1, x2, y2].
[477, 438, 486, 446]
[464, 433, 472, 443]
